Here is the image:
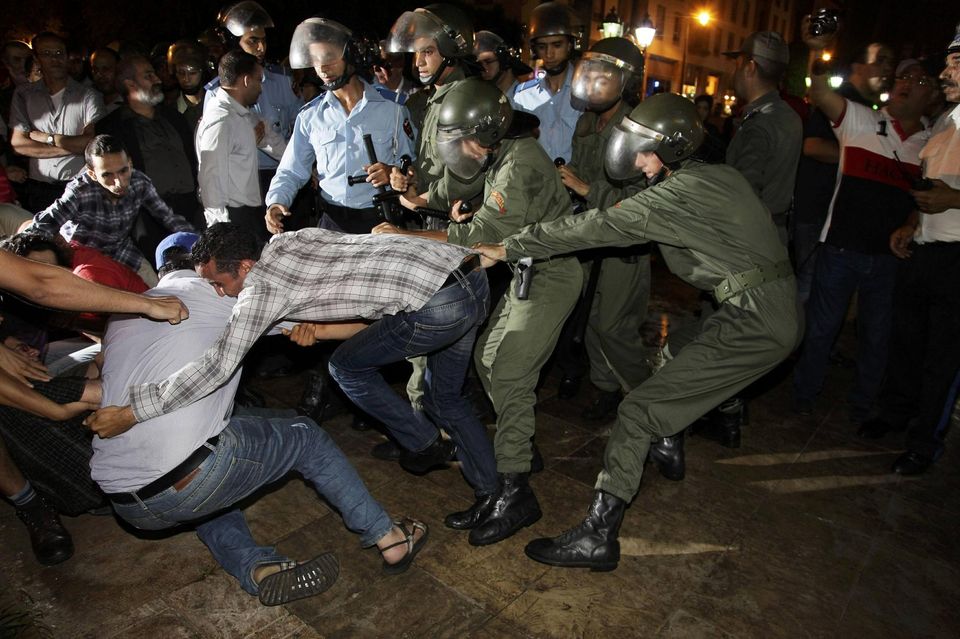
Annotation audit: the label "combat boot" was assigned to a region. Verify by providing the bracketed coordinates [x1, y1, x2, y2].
[649, 432, 685, 481]
[468, 473, 541, 546]
[16, 494, 74, 566]
[524, 490, 625, 571]
[581, 390, 622, 421]
[697, 396, 746, 448]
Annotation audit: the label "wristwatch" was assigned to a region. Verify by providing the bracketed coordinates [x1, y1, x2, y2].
[45, 134, 55, 145]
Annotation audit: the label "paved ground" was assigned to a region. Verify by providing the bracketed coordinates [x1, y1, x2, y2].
[2, 260, 958, 638]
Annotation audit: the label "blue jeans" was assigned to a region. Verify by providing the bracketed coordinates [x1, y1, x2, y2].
[329, 267, 497, 496]
[112, 415, 393, 595]
[793, 244, 898, 417]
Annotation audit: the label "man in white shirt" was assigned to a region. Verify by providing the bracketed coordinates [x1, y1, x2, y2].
[860, 34, 960, 475]
[196, 50, 282, 240]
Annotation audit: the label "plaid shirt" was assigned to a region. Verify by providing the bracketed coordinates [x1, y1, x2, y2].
[130, 228, 472, 421]
[32, 170, 194, 270]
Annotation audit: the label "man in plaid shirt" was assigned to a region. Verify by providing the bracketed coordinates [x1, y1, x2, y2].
[85, 222, 498, 527]
[30, 135, 195, 285]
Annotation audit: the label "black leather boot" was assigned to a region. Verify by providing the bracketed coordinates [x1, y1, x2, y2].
[558, 375, 582, 399]
[581, 390, 622, 421]
[399, 437, 457, 475]
[16, 494, 74, 566]
[649, 432, 685, 481]
[524, 490, 625, 571]
[698, 397, 745, 448]
[444, 493, 496, 530]
[468, 473, 542, 546]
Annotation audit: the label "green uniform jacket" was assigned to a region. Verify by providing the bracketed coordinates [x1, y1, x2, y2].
[447, 136, 574, 251]
[725, 90, 802, 217]
[568, 101, 646, 209]
[504, 160, 791, 309]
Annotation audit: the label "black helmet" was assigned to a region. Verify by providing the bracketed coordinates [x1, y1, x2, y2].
[387, 4, 473, 59]
[604, 93, 704, 179]
[436, 77, 513, 180]
[167, 40, 208, 75]
[571, 37, 643, 112]
[218, 1, 274, 38]
[474, 30, 533, 80]
[527, 2, 584, 48]
[289, 17, 374, 91]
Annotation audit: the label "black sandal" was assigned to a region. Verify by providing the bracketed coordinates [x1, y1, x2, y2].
[381, 519, 429, 575]
[257, 552, 340, 606]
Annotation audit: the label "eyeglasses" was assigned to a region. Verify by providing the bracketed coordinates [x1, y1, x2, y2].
[36, 49, 66, 59]
[894, 73, 934, 86]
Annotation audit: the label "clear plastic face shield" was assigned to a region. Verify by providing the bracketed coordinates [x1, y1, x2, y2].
[604, 117, 662, 180]
[289, 19, 351, 71]
[387, 9, 452, 54]
[436, 128, 489, 181]
[571, 53, 632, 112]
[221, 1, 274, 37]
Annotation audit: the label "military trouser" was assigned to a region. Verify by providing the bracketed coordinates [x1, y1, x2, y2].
[595, 278, 802, 502]
[586, 253, 652, 393]
[475, 257, 582, 473]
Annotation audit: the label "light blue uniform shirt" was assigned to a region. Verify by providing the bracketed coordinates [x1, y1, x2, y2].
[266, 80, 417, 210]
[205, 64, 302, 170]
[511, 65, 582, 164]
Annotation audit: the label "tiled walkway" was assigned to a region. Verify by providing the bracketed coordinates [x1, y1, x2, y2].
[2, 264, 958, 638]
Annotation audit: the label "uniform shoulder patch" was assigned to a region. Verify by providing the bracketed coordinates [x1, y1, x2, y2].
[403, 118, 414, 140]
[490, 191, 506, 215]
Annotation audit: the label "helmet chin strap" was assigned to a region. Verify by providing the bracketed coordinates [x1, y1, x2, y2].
[322, 65, 355, 92]
[543, 59, 568, 76]
[647, 165, 669, 186]
[480, 149, 496, 173]
[422, 58, 453, 87]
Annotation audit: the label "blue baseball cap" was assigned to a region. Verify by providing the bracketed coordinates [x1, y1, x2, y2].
[155, 231, 200, 269]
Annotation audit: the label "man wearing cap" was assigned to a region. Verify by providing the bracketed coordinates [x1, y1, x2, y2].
[859, 32, 960, 475]
[474, 30, 532, 97]
[794, 22, 941, 424]
[724, 31, 802, 245]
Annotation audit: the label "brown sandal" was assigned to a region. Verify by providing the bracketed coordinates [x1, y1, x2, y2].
[381, 519, 429, 575]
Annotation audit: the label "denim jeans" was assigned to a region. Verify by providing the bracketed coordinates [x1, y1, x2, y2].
[112, 415, 393, 595]
[793, 244, 898, 416]
[329, 267, 498, 496]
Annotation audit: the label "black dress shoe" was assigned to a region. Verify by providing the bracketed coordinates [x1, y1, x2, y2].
[891, 451, 933, 476]
[558, 376, 581, 400]
[371, 439, 401, 461]
[581, 390, 622, 421]
[16, 495, 74, 566]
[524, 490, 625, 571]
[857, 418, 904, 440]
[399, 438, 457, 475]
[649, 432, 685, 481]
[444, 493, 496, 529]
[469, 473, 541, 546]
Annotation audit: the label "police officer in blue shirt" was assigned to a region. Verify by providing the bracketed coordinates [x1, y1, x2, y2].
[264, 18, 416, 235]
[512, 1, 585, 164]
[205, 2, 303, 186]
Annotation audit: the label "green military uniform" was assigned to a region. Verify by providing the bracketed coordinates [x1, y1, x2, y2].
[445, 136, 582, 472]
[725, 90, 802, 245]
[567, 101, 650, 392]
[503, 160, 802, 500]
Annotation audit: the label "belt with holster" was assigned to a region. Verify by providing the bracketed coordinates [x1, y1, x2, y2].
[712, 260, 793, 304]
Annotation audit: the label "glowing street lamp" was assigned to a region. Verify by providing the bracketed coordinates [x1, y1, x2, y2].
[601, 7, 624, 38]
[680, 9, 712, 97]
[634, 14, 656, 50]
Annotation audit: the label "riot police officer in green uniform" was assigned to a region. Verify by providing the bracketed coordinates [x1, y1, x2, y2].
[475, 93, 801, 570]
[555, 37, 651, 421]
[375, 79, 582, 546]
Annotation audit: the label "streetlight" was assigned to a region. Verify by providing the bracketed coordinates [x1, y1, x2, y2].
[679, 9, 712, 98]
[634, 14, 656, 98]
[601, 7, 624, 38]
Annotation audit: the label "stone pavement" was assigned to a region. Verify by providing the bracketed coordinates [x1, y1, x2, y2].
[2, 260, 958, 638]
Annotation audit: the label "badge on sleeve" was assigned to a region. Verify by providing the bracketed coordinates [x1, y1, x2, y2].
[490, 191, 506, 215]
[403, 119, 414, 140]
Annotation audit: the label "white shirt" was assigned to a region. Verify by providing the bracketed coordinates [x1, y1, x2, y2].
[195, 88, 270, 224]
[916, 104, 960, 243]
[92, 270, 241, 493]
